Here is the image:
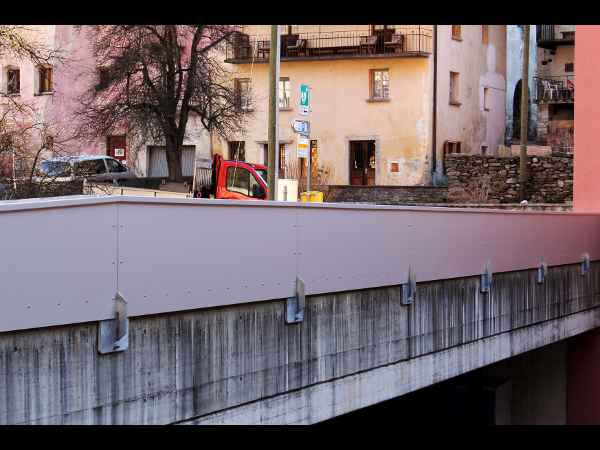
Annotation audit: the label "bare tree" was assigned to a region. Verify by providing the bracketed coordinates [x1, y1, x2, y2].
[75, 25, 253, 182]
[0, 25, 55, 64]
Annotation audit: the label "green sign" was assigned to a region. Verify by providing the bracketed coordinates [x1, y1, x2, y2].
[300, 84, 309, 116]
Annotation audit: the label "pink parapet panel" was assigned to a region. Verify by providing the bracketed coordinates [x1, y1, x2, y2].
[574, 25, 600, 212]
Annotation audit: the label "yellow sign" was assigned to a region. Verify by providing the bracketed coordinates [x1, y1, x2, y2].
[298, 137, 309, 158]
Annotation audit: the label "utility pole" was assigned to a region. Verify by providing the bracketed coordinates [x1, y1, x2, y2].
[267, 25, 280, 200]
[520, 25, 530, 202]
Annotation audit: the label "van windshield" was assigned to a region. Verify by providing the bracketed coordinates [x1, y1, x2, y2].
[39, 160, 71, 177]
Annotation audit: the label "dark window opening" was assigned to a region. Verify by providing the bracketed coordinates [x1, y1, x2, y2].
[229, 141, 245, 161]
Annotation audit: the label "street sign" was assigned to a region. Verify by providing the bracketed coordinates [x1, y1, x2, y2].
[292, 119, 309, 135]
[298, 137, 309, 158]
[300, 84, 309, 116]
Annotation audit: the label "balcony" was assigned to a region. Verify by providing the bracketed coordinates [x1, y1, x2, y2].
[226, 27, 432, 63]
[533, 76, 574, 104]
[537, 25, 575, 50]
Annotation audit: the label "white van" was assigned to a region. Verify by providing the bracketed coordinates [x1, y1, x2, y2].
[38, 155, 137, 182]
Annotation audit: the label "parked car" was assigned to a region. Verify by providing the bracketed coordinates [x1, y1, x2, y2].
[37, 155, 137, 182]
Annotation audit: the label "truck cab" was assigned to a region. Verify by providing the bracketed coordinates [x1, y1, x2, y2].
[195, 154, 268, 200]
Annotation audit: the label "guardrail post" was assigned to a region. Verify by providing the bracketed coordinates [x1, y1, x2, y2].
[539, 256, 548, 283]
[582, 252, 590, 276]
[286, 276, 305, 324]
[402, 267, 417, 305]
[98, 292, 129, 354]
[481, 261, 493, 293]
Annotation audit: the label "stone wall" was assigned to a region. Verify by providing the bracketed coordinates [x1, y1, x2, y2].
[333, 185, 448, 205]
[445, 153, 573, 203]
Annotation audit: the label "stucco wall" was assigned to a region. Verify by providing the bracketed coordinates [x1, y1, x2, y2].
[227, 55, 434, 186]
[505, 25, 537, 141]
[228, 25, 507, 187]
[435, 25, 507, 176]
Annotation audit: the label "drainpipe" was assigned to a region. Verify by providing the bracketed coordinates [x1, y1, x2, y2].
[431, 25, 438, 186]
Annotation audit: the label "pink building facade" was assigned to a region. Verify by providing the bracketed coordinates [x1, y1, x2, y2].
[1, 25, 212, 177]
[571, 24, 600, 425]
[1, 26, 98, 158]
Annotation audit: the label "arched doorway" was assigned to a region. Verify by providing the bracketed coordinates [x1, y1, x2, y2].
[512, 80, 533, 141]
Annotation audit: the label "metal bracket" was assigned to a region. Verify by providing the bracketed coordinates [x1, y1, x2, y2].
[402, 267, 417, 305]
[538, 256, 548, 283]
[582, 252, 590, 276]
[98, 292, 129, 354]
[286, 276, 305, 324]
[481, 260, 493, 293]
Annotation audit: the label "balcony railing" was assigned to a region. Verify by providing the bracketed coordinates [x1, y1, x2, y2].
[226, 28, 432, 61]
[537, 25, 575, 49]
[533, 76, 574, 103]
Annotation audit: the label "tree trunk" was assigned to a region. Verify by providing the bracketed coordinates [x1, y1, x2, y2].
[165, 132, 183, 182]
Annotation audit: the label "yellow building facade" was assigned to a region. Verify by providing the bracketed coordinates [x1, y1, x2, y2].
[218, 25, 506, 187]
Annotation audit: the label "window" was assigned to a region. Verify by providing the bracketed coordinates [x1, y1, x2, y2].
[226, 166, 263, 198]
[73, 159, 107, 177]
[450, 72, 460, 104]
[263, 143, 286, 176]
[279, 78, 290, 109]
[106, 158, 127, 173]
[444, 141, 462, 154]
[565, 62, 574, 72]
[482, 25, 489, 45]
[371, 69, 389, 99]
[38, 160, 71, 178]
[229, 141, 245, 161]
[484, 87, 490, 110]
[452, 25, 462, 39]
[482, 145, 489, 155]
[97, 67, 110, 89]
[7, 69, 20, 95]
[235, 79, 251, 110]
[39, 67, 53, 93]
[43, 135, 54, 150]
[301, 140, 318, 178]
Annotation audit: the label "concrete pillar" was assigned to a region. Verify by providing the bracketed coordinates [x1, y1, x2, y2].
[571, 25, 600, 425]
[468, 369, 483, 425]
[568, 329, 600, 424]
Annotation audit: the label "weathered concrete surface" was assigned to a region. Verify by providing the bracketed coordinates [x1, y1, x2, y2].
[1, 262, 599, 425]
[483, 340, 568, 425]
[568, 327, 600, 424]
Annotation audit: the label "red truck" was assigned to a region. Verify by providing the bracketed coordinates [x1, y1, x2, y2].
[194, 154, 268, 200]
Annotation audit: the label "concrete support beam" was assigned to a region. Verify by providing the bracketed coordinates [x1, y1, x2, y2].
[183, 308, 600, 425]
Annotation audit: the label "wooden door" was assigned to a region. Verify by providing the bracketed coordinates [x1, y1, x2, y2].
[109, 136, 127, 165]
[350, 141, 376, 185]
[372, 25, 395, 52]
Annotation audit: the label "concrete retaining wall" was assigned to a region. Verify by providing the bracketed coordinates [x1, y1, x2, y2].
[1, 262, 598, 424]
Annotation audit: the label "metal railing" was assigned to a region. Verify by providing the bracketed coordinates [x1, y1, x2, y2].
[537, 25, 575, 41]
[1, 195, 600, 333]
[533, 76, 574, 103]
[226, 27, 433, 60]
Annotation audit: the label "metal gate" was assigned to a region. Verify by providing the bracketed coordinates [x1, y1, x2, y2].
[148, 146, 196, 177]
